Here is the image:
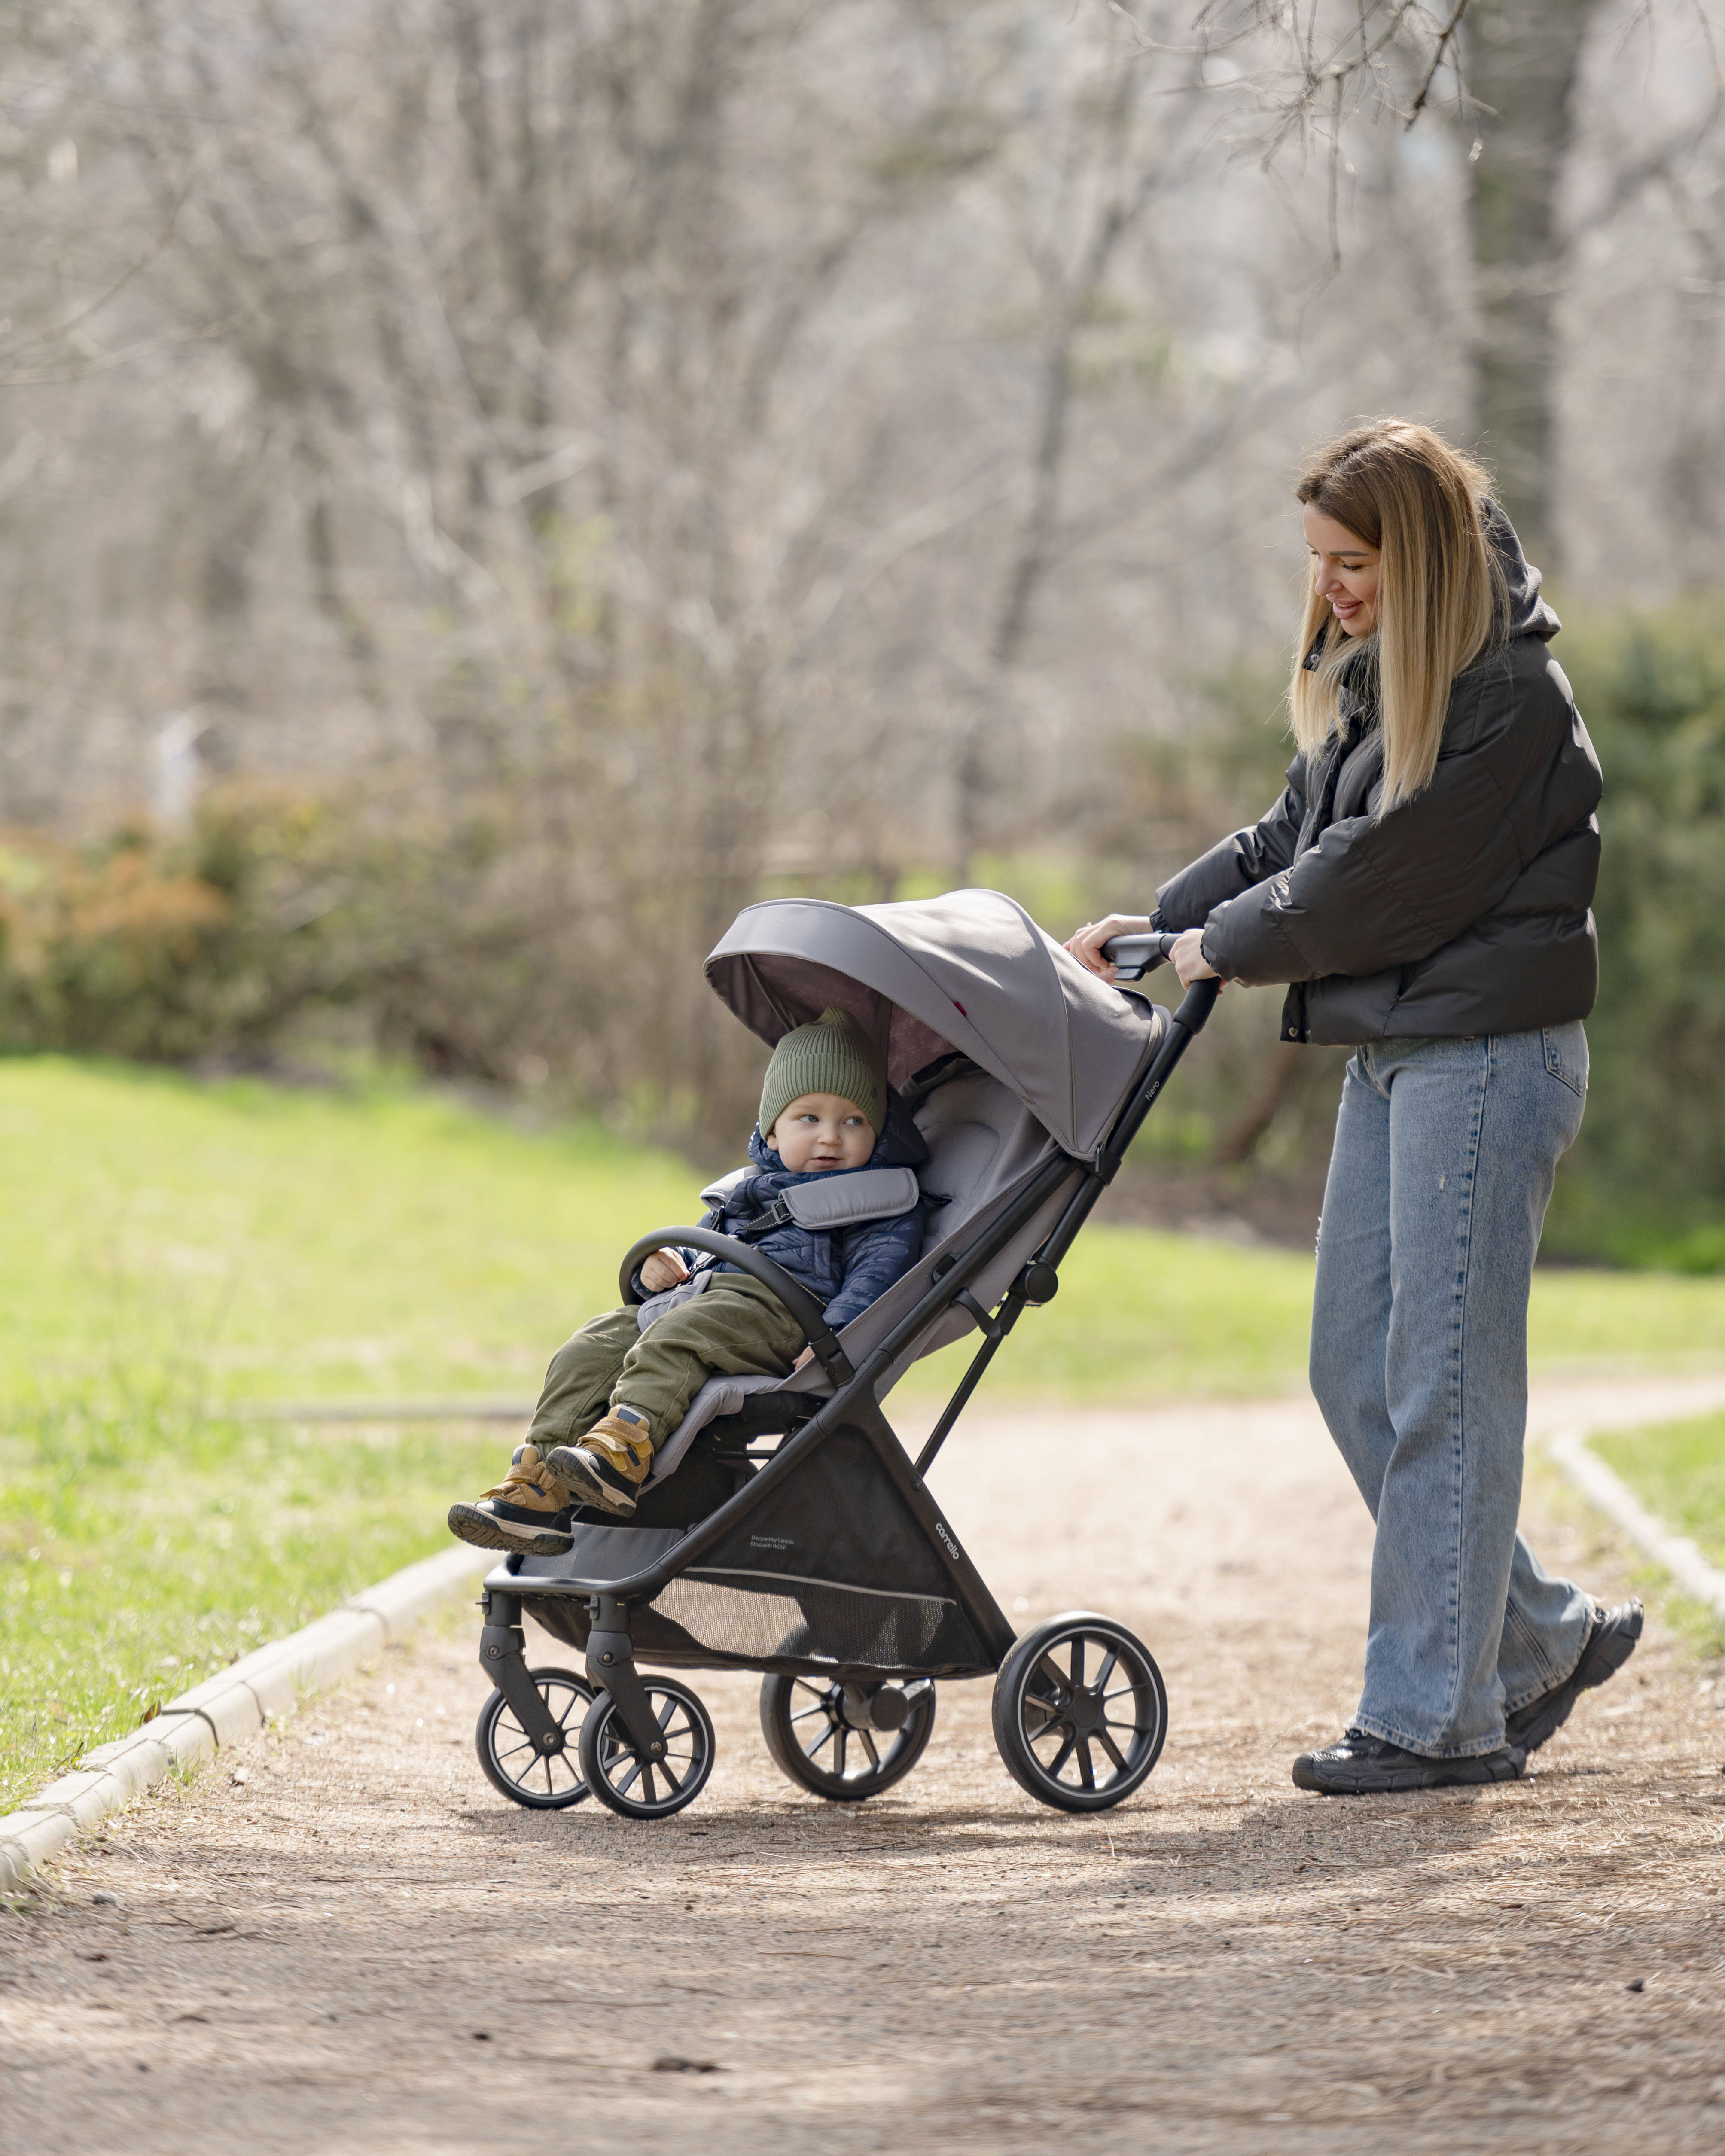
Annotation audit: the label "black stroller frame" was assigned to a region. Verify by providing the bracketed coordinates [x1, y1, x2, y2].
[475, 920, 1216, 1819]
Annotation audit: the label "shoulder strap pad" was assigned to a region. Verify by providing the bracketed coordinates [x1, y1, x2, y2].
[698, 1165, 752, 1210]
[778, 1165, 922, 1232]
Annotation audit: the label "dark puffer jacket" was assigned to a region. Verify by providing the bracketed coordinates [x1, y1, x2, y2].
[667, 1094, 930, 1331]
[1154, 509, 1603, 1045]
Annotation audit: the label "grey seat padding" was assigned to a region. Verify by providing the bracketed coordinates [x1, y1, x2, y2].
[648, 1070, 1073, 1480]
[777, 1164, 920, 1229]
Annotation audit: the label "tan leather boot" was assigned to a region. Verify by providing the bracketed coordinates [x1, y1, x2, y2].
[446, 1441, 575, 1555]
[546, 1408, 653, 1517]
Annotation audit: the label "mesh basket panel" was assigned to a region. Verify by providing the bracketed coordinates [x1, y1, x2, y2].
[518, 1571, 989, 1681]
[658, 1569, 982, 1669]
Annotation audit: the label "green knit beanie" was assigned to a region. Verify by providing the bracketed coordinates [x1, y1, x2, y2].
[759, 1006, 887, 1143]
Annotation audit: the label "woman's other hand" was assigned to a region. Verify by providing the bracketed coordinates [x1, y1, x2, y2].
[1171, 928, 1221, 988]
[1065, 913, 1152, 980]
[639, 1248, 692, 1294]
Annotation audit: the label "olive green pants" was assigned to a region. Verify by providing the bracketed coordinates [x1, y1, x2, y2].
[524, 1276, 806, 1453]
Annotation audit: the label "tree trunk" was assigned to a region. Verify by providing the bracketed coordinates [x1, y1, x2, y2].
[1465, 0, 1597, 564]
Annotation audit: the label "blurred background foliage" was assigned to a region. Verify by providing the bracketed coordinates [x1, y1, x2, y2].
[5, 596, 1721, 1264]
[0, 0, 1719, 1264]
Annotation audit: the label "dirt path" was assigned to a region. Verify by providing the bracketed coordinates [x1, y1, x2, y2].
[6, 1381, 1725, 2155]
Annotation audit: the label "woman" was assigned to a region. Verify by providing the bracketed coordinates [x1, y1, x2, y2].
[1069, 419, 1641, 1795]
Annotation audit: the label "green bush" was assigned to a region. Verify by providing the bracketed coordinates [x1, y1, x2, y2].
[0, 786, 570, 1083]
[0, 790, 377, 1063]
[1545, 603, 1725, 1268]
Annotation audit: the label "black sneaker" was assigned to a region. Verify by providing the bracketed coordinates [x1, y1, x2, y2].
[1506, 1599, 1644, 1755]
[1293, 1727, 1526, 1795]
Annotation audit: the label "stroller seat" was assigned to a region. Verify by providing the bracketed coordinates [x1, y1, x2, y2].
[646, 1073, 1043, 1483]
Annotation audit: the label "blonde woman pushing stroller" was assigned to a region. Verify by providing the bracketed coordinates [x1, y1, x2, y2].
[1070, 419, 1640, 1795]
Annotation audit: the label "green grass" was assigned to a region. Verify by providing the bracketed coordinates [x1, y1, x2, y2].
[1593, 1412, 1725, 1574]
[4, 1053, 1725, 1813]
[0, 1405, 503, 1815]
[0, 1058, 698, 1409]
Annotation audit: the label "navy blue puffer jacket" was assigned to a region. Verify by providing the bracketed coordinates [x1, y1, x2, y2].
[668, 1093, 930, 1331]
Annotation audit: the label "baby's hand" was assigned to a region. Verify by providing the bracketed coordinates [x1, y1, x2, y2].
[640, 1248, 691, 1294]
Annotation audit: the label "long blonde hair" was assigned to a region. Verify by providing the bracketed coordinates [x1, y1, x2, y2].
[1290, 419, 1506, 813]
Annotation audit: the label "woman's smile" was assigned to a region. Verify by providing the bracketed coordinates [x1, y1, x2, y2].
[1304, 503, 1381, 638]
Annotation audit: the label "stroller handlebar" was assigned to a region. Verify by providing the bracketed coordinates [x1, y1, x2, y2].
[619, 1227, 854, 1387]
[1100, 929, 1181, 981]
[1100, 930, 1222, 1034]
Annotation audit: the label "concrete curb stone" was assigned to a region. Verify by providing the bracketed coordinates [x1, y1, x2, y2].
[0, 1542, 490, 1895]
[1548, 1425, 1725, 1620]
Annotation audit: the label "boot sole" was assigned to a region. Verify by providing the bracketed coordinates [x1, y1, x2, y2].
[1293, 1748, 1525, 1795]
[543, 1446, 638, 1516]
[1507, 1600, 1644, 1754]
[446, 1503, 573, 1557]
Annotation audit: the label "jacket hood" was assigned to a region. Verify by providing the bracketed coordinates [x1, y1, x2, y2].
[747, 1086, 929, 1175]
[1485, 501, 1560, 643]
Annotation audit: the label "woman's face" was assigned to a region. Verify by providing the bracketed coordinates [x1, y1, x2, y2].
[1304, 504, 1380, 638]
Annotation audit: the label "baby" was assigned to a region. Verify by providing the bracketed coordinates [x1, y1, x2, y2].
[448, 1007, 928, 1552]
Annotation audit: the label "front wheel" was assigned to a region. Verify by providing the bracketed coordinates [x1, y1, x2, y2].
[578, 1677, 716, 1819]
[475, 1666, 594, 1809]
[992, 1613, 1167, 1813]
[759, 1675, 936, 1801]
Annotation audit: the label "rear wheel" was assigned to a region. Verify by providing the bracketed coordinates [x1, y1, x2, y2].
[992, 1613, 1167, 1813]
[475, 1666, 594, 1809]
[578, 1677, 716, 1819]
[759, 1675, 936, 1801]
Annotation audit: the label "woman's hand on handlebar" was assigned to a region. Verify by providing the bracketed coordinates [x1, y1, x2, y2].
[1065, 913, 1152, 981]
[1170, 928, 1221, 990]
[639, 1247, 691, 1294]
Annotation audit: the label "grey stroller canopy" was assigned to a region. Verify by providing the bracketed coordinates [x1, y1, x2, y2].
[706, 886, 1158, 1159]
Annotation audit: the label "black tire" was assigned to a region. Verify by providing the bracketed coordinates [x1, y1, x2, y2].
[992, 1612, 1167, 1813]
[474, 1666, 594, 1809]
[578, 1676, 716, 1819]
[759, 1675, 936, 1801]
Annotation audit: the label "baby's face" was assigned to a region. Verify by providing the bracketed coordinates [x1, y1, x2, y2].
[768, 1093, 875, 1172]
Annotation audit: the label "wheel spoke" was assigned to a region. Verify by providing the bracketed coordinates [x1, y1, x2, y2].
[1096, 1727, 1128, 1773]
[657, 1751, 685, 1794]
[640, 1760, 658, 1804]
[859, 1730, 881, 1769]
[834, 1727, 848, 1776]
[1093, 1648, 1119, 1694]
[1033, 1653, 1066, 1698]
[1070, 1637, 1086, 1689]
[497, 1736, 535, 1763]
[789, 1703, 832, 1726]
[809, 1720, 839, 1761]
[1076, 1738, 1095, 1791]
[613, 1752, 644, 1796]
[1045, 1729, 1078, 1779]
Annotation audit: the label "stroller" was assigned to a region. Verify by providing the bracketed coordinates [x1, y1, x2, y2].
[474, 891, 1215, 1818]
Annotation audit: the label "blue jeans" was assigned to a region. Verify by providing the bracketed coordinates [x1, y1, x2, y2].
[1309, 1025, 1594, 1758]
